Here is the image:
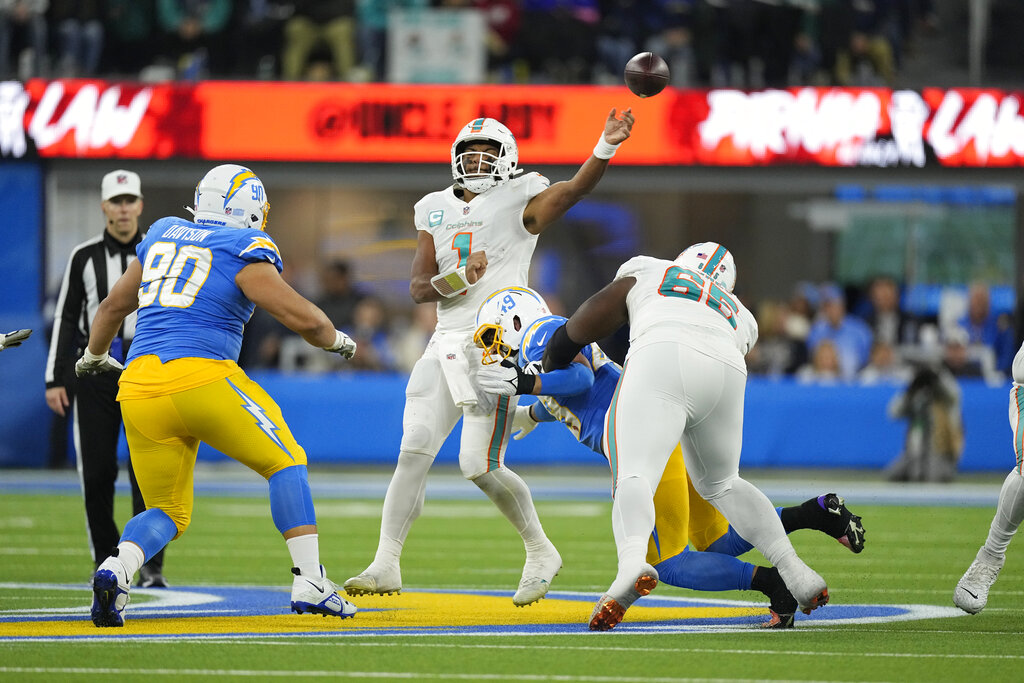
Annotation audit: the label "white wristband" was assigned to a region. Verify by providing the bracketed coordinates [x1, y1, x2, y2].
[592, 135, 621, 160]
[83, 348, 107, 362]
[430, 266, 472, 298]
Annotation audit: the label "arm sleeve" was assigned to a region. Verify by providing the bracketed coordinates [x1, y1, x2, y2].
[538, 361, 594, 397]
[531, 400, 557, 423]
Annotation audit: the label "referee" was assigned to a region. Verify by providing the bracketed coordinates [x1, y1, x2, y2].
[45, 170, 167, 588]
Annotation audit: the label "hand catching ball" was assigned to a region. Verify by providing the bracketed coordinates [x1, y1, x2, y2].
[624, 52, 670, 98]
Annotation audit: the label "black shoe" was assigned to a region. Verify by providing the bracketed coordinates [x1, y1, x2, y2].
[137, 564, 169, 588]
[754, 566, 797, 629]
[817, 493, 866, 553]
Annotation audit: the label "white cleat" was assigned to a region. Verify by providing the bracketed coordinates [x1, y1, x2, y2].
[512, 544, 562, 607]
[290, 566, 357, 618]
[777, 558, 829, 615]
[589, 562, 659, 631]
[343, 561, 402, 596]
[954, 551, 1004, 615]
[91, 556, 131, 627]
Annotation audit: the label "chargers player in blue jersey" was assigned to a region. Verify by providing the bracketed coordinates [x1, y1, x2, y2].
[472, 285, 866, 628]
[75, 164, 359, 627]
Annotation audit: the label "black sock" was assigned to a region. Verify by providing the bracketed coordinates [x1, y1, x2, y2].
[779, 496, 825, 534]
[750, 565, 779, 596]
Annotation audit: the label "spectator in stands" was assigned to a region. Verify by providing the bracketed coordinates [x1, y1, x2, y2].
[806, 282, 873, 381]
[226, 0, 293, 79]
[834, 0, 896, 85]
[795, 338, 843, 384]
[518, 0, 600, 84]
[958, 281, 1016, 374]
[281, 0, 357, 81]
[393, 302, 438, 374]
[156, 0, 232, 80]
[355, 0, 428, 82]
[858, 275, 917, 347]
[858, 340, 913, 385]
[941, 326, 986, 379]
[0, 0, 48, 79]
[50, 0, 103, 77]
[642, 1, 696, 88]
[314, 260, 364, 333]
[746, 300, 804, 376]
[102, 0, 156, 78]
[345, 297, 396, 372]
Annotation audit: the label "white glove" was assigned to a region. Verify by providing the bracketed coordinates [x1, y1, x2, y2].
[324, 330, 357, 360]
[0, 328, 31, 351]
[511, 403, 540, 440]
[75, 349, 124, 376]
[476, 359, 538, 396]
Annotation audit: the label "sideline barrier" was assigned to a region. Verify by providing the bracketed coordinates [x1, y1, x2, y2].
[185, 373, 1011, 472]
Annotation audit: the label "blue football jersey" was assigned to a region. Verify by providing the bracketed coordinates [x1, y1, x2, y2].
[518, 316, 622, 456]
[127, 217, 283, 364]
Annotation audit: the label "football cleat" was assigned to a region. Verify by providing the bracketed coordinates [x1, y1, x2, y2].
[756, 566, 798, 629]
[589, 563, 659, 631]
[777, 558, 829, 615]
[343, 561, 402, 596]
[91, 557, 131, 627]
[137, 564, 168, 589]
[291, 566, 357, 618]
[512, 543, 562, 607]
[812, 493, 866, 553]
[954, 551, 1004, 615]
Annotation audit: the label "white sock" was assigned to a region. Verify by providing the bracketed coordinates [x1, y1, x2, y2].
[374, 450, 433, 565]
[286, 533, 321, 577]
[473, 468, 549, 553]
[116, 542, 145, 580]
[611, 476, 656, 560]
[705, 477, 796, 566]
[983, 469, 1024, 560]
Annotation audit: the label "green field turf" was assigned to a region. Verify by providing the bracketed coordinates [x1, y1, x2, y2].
[2, 469, 1023, 682]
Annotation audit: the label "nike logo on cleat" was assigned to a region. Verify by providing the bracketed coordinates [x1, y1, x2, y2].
[963, 588, 979, 599]
[303, 579, 326, 594]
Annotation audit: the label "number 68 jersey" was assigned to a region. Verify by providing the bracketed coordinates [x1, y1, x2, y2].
[126, 216, 284, 365]
[615, 255, 758, 375]
[415, 173, 550, 334]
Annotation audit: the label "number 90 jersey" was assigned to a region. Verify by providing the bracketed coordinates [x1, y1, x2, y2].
[615, 255, 758, 374]
[415, 173, 550, 334]
[126, 217, 284, 364]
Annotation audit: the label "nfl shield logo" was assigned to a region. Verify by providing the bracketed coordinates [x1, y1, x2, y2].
[463, 206, 471, 215]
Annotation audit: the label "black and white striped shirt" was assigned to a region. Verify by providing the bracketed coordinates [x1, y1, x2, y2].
[45, 229, 142, 388]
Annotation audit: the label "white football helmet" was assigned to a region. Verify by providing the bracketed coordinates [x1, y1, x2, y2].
[474, 287, 551, 364]
[189, 164, 269, 231]
[675, 242, 737, 293]
[451, 118, 520, 194]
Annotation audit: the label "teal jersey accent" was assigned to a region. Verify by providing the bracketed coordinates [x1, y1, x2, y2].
[127, 217, 283, 364]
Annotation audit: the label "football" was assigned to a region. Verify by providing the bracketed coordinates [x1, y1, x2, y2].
[623, 52, 670, 98]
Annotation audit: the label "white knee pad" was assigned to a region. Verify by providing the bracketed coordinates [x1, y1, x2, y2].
[400, 422, 438, 456]
[460, 455, 489, 480]
[691, 473, 736, 503]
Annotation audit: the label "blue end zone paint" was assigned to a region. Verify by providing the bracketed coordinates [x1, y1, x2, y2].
[0, 584, 964, 641]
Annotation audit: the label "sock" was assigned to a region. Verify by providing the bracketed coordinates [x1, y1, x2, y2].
[473, 467, 549, 553]
[611, 476, 656, 570]
[115, 541, 145, 579]
[654, 548, 755, 591]
[983, 469, 1024, 559]
[286, 533, 321, 577]
[778, 496, 829, 534]
[374, 450, 433, 565]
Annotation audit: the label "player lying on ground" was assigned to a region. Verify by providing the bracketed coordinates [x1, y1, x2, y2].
[474, 285, 864, 628]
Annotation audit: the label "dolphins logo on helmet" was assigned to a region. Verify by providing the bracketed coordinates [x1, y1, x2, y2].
[451, 118, 521, 194]
[474, 287, 551, 364]
[188, 164, 269, 231]
[675, 242, 737, 293]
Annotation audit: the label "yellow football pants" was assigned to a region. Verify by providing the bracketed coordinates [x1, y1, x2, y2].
[120, 371, 307, 536]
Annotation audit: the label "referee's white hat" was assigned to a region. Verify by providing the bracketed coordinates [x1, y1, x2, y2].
[101, 170, 142, 201]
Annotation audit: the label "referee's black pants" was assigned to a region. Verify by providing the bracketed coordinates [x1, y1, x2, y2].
[74, 372, 165, 575]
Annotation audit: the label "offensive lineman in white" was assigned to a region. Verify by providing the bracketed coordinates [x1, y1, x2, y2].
[345, 110, 635, 606]
[954, 340, 1024, 614]
[542, 242, 830, 629]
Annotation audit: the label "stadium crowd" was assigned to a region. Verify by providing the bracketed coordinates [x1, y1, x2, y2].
[2, 1, 941, 88]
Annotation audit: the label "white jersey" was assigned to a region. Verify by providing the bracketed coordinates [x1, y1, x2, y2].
[1012, 340, 1024, 384]
[615, 255, 758, 374]
[415, 173, 549, 334]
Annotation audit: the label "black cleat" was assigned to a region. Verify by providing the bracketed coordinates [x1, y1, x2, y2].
[818, 493, 866, 553]
[754, 566, 797, 629]
[137, 564, 169, 588]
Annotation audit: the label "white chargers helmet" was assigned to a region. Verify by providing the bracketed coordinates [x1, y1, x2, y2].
[474, 286, 551, 364]
[451, 118, 520, 194]
[675, 242, 737, 293]
[189, 164, 269, 231]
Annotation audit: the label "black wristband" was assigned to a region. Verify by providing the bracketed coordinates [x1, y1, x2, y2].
[516, 368, 536, 395]
[542, 323, 585, 372]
